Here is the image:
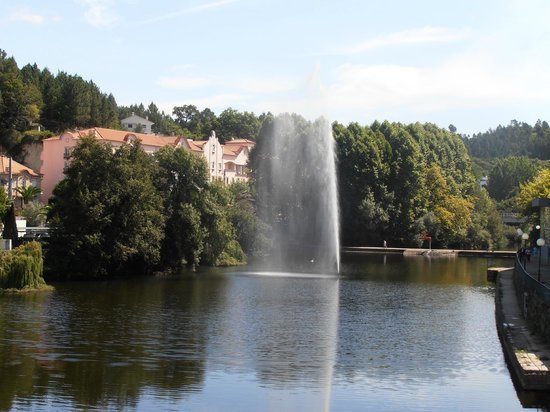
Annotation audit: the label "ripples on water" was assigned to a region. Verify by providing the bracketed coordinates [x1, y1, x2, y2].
[0, 255, 537, 411]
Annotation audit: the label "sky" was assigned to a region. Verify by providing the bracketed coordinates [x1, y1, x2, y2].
[1, 0, 550, 136]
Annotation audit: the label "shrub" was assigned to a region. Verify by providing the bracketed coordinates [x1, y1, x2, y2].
[0, 241, 47, 290]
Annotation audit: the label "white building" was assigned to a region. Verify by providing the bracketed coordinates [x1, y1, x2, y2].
[121, 113, 154, 134]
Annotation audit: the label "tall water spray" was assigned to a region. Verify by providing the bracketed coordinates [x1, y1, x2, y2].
[256, 114, 340, 274]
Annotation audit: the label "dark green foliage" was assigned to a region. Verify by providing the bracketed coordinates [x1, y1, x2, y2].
[153, 149, 247, 268]
[334, 121, 480, 247]
[487, 156, 539, 201]
[172, 105, 263, 142]
[226, 182, 270, 257]
[0, 49, 119, 155]
[0, 186, 10, 221]
[47, 136, 165, 279]
[2, 204, 19, 248]
[0, 241, 46, 290]
[153, 146, 209, 268]
[465, 120, 550, 160]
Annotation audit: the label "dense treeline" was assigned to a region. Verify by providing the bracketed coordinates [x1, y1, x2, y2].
[0, 50, 118, 155]
[464, 120, 550, 160]
[1, 48, 538, 271]
[333, 120, 506, 249]
[0, 49, 266, 163]
[46, 136, 267, 279]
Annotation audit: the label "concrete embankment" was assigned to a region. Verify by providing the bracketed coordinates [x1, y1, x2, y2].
[342, 246, 516, 258]
[494, 267, 550, 391]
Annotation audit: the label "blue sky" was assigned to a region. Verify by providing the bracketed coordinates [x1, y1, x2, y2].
[2, 0, 550, 135]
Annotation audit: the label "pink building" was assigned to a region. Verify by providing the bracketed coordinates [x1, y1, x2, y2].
[0, 156, 42, 205]
[40, 128, 254, 202]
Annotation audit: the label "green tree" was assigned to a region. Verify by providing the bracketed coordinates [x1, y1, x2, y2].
[226, 181, 270, 257]
[47, 136, 165, 279]
[199, 181, 245, 266]
[467, 186, 507, 249]
[516, 168, 550, 214]
[20, 201, 48, 227]
[153, 145, 209, 268]
[0, 50, 39, 152]
[15, 185, 41, 205]
[487, 156, 539, 201]
[217, 108, 261, 143]
[0, 186, 10, 221]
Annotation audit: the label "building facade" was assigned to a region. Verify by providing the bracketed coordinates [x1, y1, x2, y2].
[0, 156, 42, 205]
[40, 128, 254, 202]
[121, 113, 154, 134]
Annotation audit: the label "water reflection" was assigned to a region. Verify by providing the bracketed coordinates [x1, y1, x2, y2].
[207, 272, 339, 411]
[0, 255, 542, 411]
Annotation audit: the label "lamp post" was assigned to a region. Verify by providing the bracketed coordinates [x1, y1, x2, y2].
[537, 238, 545, 282]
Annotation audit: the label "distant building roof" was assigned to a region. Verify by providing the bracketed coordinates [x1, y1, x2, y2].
[120, 113, 154, 127]
[45, 127, 179, 148]
[0, 156, 39, 176]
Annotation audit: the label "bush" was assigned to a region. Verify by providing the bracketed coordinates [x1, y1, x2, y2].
[0, 241, 47, 290]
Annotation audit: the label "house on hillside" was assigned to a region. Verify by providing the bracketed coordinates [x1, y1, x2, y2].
[180, 131, 253, 184]
[121, 113, 154, 134]
[39, 128, 254, 202]
[0, 156, 42, 205]
[222, 138, 255, 184]
[39, 128, 180, 201]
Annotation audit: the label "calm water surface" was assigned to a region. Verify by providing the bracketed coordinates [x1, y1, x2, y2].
[0, 254, 544, 411]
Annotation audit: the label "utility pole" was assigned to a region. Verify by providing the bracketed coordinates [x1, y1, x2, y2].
[8, 156, 12, 200]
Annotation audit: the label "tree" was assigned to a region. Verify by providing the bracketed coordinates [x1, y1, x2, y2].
[153, 145, 209, 268]
[516, 168, 550, 215]
[15, 185, 41, 205]
[20, 201, 48, 227]
[226, 181, 270, 257]
[2, 204, 19, 247]
[487, 156, 539, 201]
[47, 136, 165, 279]
[199, 181, 244, 266]
[467, 186, 507, 250]
[217, 108, 261, 143]
[0, 50, 39, 152]
[0, 186, 10, 221]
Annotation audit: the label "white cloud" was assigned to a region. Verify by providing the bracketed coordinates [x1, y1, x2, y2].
[9, 9, 44, 24]
[139, 0, 238, 25]
[338, 26, 472, 55]
[78, 0, 117, 28]
[325, 52, 550, 114]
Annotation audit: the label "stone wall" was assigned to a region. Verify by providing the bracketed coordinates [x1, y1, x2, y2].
[514, 262, 550, 343]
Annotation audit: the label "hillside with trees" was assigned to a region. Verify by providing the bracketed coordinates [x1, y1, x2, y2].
[464, 120, 550, 160]
[2, 48, 547, 277]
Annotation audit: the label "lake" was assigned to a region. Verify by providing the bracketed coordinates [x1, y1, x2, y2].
[0, 254, 545, 411]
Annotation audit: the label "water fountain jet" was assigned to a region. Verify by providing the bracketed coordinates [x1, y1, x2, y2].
[255, 114, 340, 274]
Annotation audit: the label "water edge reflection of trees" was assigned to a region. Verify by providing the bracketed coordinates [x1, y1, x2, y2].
[0, 275, 232, 410]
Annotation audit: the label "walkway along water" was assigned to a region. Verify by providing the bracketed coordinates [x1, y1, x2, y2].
[494, 253, 550, 391]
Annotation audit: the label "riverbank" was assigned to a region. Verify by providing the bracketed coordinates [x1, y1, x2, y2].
[342, 246, 517, 258]
[495, 266, 550, 391]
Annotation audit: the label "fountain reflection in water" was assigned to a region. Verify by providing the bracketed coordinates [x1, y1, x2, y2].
[255, 114, 340, 274]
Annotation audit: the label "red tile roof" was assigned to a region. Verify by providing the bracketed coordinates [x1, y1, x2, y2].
[0, 156, 39, 176]
[46, 127, 180, 147]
